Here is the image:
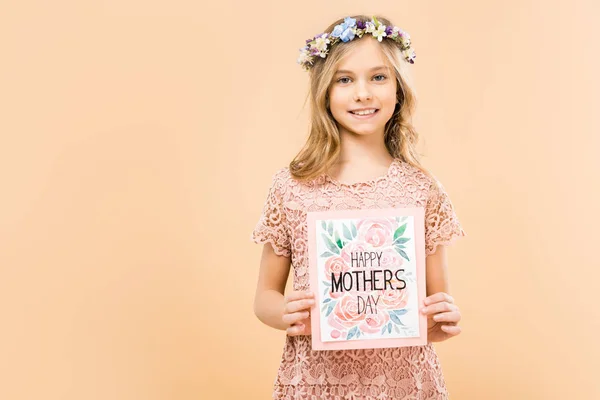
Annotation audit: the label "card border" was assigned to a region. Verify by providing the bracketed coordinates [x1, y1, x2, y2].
[307, 207, 427, 351]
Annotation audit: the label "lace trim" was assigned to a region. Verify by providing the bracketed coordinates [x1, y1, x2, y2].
[426, 228, 467, 257]
[250, 233, 291, 257]
[322, 158, 400, 188]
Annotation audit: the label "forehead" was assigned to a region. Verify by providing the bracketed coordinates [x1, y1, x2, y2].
[335, 37, 391, 73]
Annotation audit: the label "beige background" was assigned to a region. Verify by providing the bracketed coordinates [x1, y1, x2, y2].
[1, 1, 599, 399]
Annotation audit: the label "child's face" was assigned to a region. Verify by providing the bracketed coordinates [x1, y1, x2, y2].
[328, 37, 398, 139]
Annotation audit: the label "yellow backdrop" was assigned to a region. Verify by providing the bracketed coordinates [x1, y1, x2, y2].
[1, 1, 599, 399]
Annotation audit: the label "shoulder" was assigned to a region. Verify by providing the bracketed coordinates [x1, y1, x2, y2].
[395, 160, 439, 190]
[269, 166, 292, 187]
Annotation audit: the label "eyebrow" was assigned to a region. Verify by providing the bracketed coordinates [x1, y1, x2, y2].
[334, 65, 389, 75]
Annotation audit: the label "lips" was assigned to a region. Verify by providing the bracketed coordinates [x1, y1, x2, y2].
[349, 108, 379, 115]
[348, 108, 379, 119]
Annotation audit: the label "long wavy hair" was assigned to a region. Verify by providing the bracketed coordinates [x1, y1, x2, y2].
[289, 14, 434, 182]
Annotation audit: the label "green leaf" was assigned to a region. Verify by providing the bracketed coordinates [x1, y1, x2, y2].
[342, 223, 353, 241]
[323, 298, 331, 303]
[394, 237, 410, 244]
[320, 251, 335, 258]
[393, 224, 407, 241]
[322, 233, 340, 254]
[347, 326, 359, 340]
[381, 324, 387, 335]
[327, 221, 334, 236]
[333, 229, 343, 249]
[387, 322, 392, 333]
[321, 221, 327, 232]
[393, 244, 406, 255]
[389, 312, 402, 325]
[325, 301, 335, 316]
[322, 280, 331, 287]
[398, 249, 410, 262]
[351, 222, 357, 238]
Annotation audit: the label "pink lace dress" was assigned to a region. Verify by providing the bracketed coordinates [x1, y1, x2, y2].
[251, 158, 466, 400]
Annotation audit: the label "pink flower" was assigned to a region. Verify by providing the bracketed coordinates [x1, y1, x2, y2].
[379, 246, 404, 268]
[340, 241, 370, 264]
[359, 311, 390, 334]
[324, 256, 350, 279]
[328, 295, 366, 329]
[356, 218, 397, 248]
[379, 283, 410, 310]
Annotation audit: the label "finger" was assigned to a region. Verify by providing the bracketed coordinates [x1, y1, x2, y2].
[432, 311, 461, 323]
[286, 323, 305, 336]
[441, 325, 462, 336]
[285, 298, 316, 313]
[421, 302, 458, 315]
[424, 292, 454, 306]
[284, 291, 314, 304]
[282, 311, 310, 325]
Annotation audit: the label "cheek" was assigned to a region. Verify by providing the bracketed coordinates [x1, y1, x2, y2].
[328, 93, 349, 119]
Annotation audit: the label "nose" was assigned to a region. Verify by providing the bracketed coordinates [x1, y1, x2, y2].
[353, 80, 372, 102]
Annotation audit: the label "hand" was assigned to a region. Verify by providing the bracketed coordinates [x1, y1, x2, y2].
[421, 292, 462, 343]
[282, 290, 315, 336]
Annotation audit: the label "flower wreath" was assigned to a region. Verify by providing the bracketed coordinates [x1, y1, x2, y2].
[297, 16, 416, 71]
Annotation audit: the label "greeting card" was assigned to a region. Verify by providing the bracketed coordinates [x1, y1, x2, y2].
[307, 207, 427, 351]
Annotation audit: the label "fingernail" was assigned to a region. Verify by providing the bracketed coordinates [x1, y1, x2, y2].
[433, 315, 440, 321]
[421, 307, 427, 313]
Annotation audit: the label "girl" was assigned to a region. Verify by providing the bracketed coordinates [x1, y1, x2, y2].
[251, 14, 466, 400]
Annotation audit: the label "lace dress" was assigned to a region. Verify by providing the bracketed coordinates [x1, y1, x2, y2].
[251, 158, 466, 400]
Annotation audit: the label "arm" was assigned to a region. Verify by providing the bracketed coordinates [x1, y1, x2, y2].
[253, 243, 291, 331]
[425, 245, 450, 296]
[422, 244, 462, 341]
[253, 242, 316, 334]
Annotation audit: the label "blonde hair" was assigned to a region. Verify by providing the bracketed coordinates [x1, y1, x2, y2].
[289, 14, 434, 182]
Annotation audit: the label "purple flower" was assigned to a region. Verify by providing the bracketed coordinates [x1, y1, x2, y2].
[357, 20, 366, 29]
[385, 26, 393, 35]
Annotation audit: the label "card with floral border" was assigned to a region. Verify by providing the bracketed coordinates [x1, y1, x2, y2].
[307, 207, 427, 351]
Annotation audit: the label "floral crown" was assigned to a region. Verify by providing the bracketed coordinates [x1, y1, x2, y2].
[297, 16, 416, 71]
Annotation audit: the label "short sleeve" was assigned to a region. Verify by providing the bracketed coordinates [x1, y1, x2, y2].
[424, 179, 466, 256]
[250, 169, 292, 257]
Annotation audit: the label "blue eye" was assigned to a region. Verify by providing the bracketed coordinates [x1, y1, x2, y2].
[335, 75, 387, 84]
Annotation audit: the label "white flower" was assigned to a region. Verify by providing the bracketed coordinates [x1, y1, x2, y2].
[365, 21, 376, 33]
[297, 49, 311, 64]
[372, 24, 387, 42]
[313, 34, 330, 52]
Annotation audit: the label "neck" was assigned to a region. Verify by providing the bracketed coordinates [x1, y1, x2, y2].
[336, 130, 393, 166]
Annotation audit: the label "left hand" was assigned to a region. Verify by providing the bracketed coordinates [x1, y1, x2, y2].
[421, 292, 462, 343]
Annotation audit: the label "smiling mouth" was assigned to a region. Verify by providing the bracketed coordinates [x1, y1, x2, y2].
[349, 109, 379, 116]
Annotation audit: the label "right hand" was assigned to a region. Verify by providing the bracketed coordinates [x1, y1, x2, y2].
[282, 290, 315, 336]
